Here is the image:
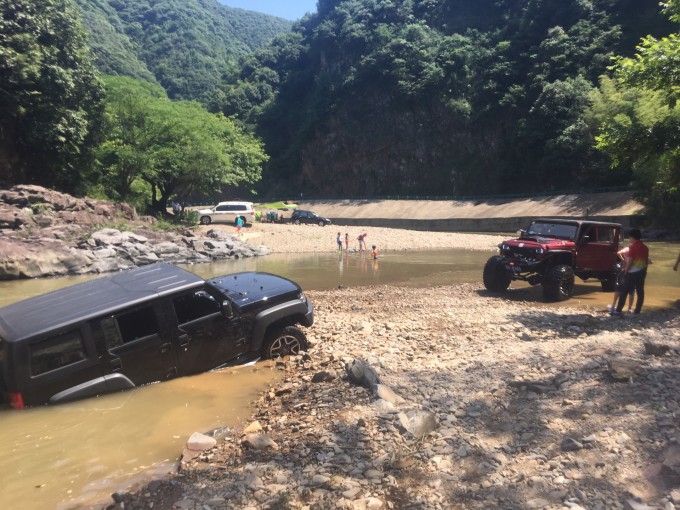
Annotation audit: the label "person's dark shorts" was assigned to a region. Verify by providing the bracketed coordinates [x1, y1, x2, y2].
[615, 271, 626, 291]
[615, 272, 635, 295]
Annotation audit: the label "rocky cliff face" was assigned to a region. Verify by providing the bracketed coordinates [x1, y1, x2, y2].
[0, 185, 267, 280]
[297, 97, 460, 197]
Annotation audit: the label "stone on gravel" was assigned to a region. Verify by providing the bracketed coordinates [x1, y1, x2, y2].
[346, 358, 381, 388]
[242, 433, 278, 450]
[396, 410, 438, 438]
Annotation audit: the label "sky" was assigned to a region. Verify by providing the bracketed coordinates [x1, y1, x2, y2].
[219, 1, 318, 21]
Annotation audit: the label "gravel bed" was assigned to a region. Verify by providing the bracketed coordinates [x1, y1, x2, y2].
[108, 282, 680, 510]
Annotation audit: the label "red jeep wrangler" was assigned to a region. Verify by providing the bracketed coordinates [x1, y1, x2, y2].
[483, 218, 622, 301]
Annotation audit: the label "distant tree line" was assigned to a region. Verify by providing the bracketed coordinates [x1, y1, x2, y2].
[0, 0, 276, 213]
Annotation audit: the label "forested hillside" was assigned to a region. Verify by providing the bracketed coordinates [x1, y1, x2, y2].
[218, 0, 674, 198]
[0, 0, 270, 213]
[2, 0, 679, 225]
[75, 0, 292, 102]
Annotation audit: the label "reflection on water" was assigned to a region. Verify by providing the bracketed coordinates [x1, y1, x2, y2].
[0, 366, 278, 510]
[0, 243, 678, 509]
[187, 243, 680, 309]
[3, 243, 679, 308]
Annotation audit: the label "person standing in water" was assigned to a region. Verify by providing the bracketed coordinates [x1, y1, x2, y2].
[357, 232, 367, 253]
[612, 228, 650, 315]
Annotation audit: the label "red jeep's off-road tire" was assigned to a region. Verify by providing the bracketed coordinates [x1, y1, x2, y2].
[483, 256, 511, 292]
[601, 262, 622, 292]
[543, 264, 575, 301]
[262, 325, 308, 359]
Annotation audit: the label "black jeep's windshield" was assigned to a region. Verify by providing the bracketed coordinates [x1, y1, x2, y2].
[526, 222, 578, 241]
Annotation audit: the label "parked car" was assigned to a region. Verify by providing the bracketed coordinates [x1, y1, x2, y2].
[290, 209, 332, 226]
[0, 263, 313, 409]
[197, 201, 254, 225]
[483, 218, 622, 301]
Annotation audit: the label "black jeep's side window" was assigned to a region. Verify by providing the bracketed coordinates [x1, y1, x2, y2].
[31, 329, 86, 376]
[115, 307, 159, 344]
[173, 291, 221, 325]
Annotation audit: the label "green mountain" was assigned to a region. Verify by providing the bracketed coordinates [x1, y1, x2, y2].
[217, 0, 674, 197]
[74, 0, 292, 102]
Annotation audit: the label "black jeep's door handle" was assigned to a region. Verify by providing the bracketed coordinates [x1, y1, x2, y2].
[110, 357, 122, 371]
[178, 334, 190, 348]
[160, 342, 172, 354]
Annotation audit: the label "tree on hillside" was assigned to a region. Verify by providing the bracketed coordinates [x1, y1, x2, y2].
[217, 0, 670, 197]
[97, 76, 267, 213]
[593, 0, 680, 226]
[0, 0, 103, 192]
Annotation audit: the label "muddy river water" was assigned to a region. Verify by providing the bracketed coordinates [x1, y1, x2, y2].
[1, 244, 679, 509]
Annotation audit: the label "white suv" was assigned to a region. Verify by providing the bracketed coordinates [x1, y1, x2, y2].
[197, 201, 254, 225]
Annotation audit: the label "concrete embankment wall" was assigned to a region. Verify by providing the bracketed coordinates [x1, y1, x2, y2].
[328, 215, 636, 233]
[297, 192, 643, 233]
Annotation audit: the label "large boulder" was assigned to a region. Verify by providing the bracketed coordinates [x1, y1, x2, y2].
[0, 186, 270, 279]
[0, 204, 31, 229]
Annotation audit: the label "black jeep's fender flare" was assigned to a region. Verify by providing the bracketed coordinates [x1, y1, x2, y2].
[251, 299, 314, 353]
[48, 373, 135, 405]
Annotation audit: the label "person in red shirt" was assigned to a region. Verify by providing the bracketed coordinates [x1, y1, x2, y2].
[612, 228, 650, 315]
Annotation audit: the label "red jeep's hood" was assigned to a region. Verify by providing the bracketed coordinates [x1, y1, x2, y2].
[503, 238, 576, 249]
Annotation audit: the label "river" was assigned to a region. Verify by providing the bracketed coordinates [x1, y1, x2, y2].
[0, 244, 678, 509]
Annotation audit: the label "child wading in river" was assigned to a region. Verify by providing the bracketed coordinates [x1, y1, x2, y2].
[357, 232, 367, 253]
[371, 245, 379, 260]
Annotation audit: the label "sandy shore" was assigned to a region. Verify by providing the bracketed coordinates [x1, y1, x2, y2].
[200, 222, 506, 254]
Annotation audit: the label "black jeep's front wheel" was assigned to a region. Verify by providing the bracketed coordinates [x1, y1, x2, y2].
[262, 325, 308, 359]
[543, 264, 575, 302]
[483, 256, 511, 292]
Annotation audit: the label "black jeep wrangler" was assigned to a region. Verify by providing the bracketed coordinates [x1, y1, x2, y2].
[483, 218, 622, 301]
[0, 263, 313, 408]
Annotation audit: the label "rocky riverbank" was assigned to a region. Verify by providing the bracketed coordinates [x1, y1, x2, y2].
[5, 185, 680, 509]
[0, 185, 268, 279]
[109, 284, 680, 510]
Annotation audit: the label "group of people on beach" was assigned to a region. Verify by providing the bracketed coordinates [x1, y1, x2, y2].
[336, 231, 378, 259]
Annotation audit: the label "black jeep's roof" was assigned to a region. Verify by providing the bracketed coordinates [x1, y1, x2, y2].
[0, 264, 204, 343]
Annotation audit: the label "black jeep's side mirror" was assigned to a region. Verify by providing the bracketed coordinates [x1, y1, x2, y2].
[221, 301, 233, 318]
[519, 229, 526, 236]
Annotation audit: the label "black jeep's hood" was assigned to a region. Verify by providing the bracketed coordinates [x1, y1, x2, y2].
[207, 272, 301, 308]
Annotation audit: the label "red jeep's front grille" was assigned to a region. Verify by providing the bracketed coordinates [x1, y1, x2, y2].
[508, 247, 538, 259]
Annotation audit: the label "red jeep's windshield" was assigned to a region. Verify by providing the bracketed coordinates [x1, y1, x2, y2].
[526, 222, 578, 240]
